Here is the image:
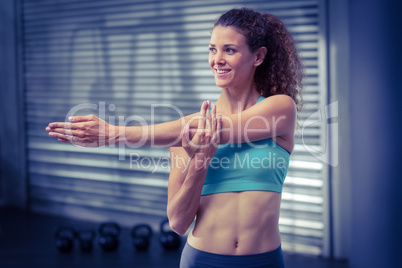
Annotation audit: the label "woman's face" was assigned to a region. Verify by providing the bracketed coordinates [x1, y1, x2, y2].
[209, 25, 259, 90]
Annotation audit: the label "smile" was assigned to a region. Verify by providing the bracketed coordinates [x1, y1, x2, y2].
[216, 69, 231, 74]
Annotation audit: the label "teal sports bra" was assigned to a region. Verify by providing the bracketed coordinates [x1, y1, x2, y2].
[201, 96, 290, 196]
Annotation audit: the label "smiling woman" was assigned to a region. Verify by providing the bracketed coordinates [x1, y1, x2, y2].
[165, 8, 302, 267]
[208, 26, 267, 93]
[46, 7, 303, 268]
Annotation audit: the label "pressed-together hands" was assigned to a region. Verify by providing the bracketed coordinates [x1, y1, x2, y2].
[181, 101, 222, 170]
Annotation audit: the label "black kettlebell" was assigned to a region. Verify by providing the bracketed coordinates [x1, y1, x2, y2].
[132, 224, 153, 251]
[76, 229, 95, 252]
[98, 222, 120, 252]
[159, 219, 181, 251]
[54, 227, 76, 253]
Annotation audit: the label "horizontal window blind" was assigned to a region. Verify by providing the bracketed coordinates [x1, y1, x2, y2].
[22, 0, 328, 256]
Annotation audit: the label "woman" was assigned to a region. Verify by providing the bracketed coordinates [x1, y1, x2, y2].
[46, 8, 302, 268]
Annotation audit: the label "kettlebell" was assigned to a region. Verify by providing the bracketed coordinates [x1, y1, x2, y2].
[159, 219, 181, 251]
[54, 227, 76, 253]
[76, 229, 95, 252]
[98, 222, 120, 252]
[131, 224, 153, 251]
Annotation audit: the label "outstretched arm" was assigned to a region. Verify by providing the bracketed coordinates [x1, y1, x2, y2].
[46, 95, 295, 147]
[45, 104, 204, 147]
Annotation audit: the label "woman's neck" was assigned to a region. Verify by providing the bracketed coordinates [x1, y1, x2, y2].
[216, 86, 261, 114]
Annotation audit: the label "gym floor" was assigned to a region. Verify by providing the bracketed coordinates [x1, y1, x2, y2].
[0, 207, 349, 268]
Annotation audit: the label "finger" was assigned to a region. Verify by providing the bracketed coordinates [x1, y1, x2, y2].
[48, 128, 67, 135]
[197, 101, 207, 131]
[181, 123, 190, 148]
[48, 131, 75, 140]
[46, 122, 84, 131]
[58, 138, 72, 144]
[68, 135, 78, 143]
[69, 114, 96, 123]
[48, 128, 83, 137]
[49, 131, 66, 139]
[205, 102, 212, 133]
[47, 122, 71, 129]
[216, 114, 222, 145]
[211, 104, 217, 134]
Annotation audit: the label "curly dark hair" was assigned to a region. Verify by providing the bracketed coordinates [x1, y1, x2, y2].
[213, 8, 303, 111]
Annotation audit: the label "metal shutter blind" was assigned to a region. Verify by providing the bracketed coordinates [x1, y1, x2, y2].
[23, 0, 328, 256]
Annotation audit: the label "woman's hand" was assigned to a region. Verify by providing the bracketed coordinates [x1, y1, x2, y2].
[182, 101, 222, 170]
[45, 115, 119, 147]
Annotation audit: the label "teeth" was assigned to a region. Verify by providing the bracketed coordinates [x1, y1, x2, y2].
[217, 69, 230, 74]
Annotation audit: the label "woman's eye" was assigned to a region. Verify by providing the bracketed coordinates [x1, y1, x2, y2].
[209, 47, 216, 53]
[226, 48, 235, 53]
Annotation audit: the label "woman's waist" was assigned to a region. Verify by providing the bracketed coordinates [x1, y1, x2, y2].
[190, 213, 280, 241]
[193, 209, 280, 235]
[188, 191, 281, 255]
[197, 191, 281, 224]
[187, 225, 281, 255]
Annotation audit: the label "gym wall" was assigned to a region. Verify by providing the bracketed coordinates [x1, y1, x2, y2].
[8, 0, 330, 257]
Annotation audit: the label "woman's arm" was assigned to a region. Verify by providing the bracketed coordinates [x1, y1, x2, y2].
[221, 94, 296, 144]
[167, 147, 207, 235]
[45, 109, 199, 147]
[134, 94, 295, 145]
[46, 95, 295, 147]
[167, 103, 221, 235]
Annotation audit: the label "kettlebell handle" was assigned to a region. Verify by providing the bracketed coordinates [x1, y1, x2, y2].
[159, 218, 181, 251]
[132, 224, 153, 238]
[54, 226, 76, 239]
[76, 229, 95, 240]
[160, 219, 172, 234]
[99, 222, 121, 236]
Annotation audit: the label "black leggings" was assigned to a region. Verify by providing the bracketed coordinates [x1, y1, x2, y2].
[180, 242, 285, 268]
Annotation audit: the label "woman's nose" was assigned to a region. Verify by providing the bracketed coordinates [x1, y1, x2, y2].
[214, 51, 225, 65]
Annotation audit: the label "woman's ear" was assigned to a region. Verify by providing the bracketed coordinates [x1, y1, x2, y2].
[254, 47, 267, 67]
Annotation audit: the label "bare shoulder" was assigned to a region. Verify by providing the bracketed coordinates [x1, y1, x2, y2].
[258, 95, 296, 148]
[266, 94, 295, 103]
[261, 94, 296, 112]
[252, 94, 297, 122]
